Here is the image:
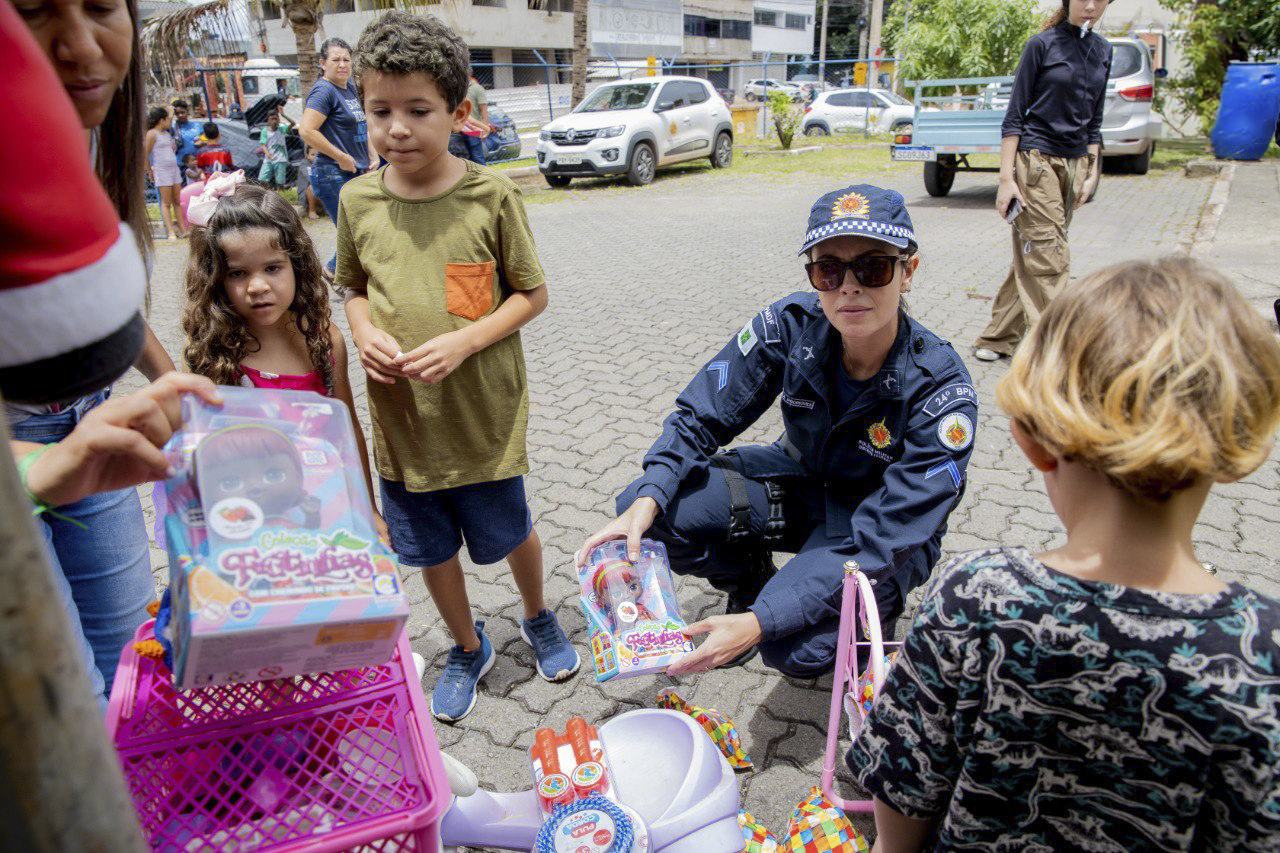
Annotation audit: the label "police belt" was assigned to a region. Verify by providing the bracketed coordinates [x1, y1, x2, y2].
[709, 450, 787, 546]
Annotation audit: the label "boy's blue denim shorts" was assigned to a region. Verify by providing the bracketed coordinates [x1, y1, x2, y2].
[380, 476, 533, 568]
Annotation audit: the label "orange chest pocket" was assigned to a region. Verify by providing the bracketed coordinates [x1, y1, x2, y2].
[445, 261, 497, 321]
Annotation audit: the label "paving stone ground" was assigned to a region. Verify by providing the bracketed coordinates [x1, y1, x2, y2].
[120, 155, 1279, 844]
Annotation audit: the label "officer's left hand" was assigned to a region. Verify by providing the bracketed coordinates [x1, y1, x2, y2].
[666, 613, 763, 675]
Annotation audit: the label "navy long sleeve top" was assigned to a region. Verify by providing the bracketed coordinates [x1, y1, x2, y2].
[1001, 21, 1112, 158]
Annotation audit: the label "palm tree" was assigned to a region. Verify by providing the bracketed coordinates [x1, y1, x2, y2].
[571, 0, 588, 106]
[278, 0, 323, 93]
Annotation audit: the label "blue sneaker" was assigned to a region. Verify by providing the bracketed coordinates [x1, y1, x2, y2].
[521, 609, 580, 682]
[431, 621, 495, 723]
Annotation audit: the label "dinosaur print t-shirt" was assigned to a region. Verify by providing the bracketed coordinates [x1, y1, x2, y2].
[847, 546, 1280, 852]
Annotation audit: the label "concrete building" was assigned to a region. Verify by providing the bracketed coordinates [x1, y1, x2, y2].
[750, 0, 815, 59]
[256, 0, 575, 89]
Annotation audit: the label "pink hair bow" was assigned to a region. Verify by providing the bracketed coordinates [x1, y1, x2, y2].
[186, 170, 246, 227]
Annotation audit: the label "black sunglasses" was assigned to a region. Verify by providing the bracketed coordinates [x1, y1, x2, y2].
[805, 255, 907, 291]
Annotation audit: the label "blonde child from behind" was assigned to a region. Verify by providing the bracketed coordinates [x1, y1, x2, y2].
[338, 12, 578, 723]
[848, 256, 1280, 852]
[180, 182, 386, 540]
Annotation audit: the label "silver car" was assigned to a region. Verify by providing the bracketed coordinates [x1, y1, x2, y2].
[1100, 36, 1163, 174]
[979, 36, 1163, 174]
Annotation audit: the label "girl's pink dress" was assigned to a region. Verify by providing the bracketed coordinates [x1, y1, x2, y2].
[237, 364, 328, 395]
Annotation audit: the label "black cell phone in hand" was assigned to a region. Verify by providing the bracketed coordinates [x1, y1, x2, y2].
[1004, 198, 1023, 223]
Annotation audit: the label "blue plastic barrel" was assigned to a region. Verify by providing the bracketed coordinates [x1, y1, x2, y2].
[1211, 62, 1280, 160]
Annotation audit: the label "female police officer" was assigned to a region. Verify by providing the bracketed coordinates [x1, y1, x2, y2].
[578, 185, 978, 676]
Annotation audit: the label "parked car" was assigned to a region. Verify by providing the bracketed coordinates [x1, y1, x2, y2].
[802, 88, 916, 136]
[448, 103, 522, 163]
[536, 76, 733, 188]
[211, 118, 305, 184]
[978, 37, 1163, 175]
[743, 78, 803, 102]
[790, 74, 830, 99]
[1099, 36, 1163, 174]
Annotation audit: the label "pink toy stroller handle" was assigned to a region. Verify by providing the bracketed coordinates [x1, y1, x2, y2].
[821, 561, 886, 813]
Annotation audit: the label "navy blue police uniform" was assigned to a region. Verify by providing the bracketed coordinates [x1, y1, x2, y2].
[616, 186, 978, 678]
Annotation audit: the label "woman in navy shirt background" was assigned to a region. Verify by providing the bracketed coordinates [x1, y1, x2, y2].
[299, 37, 376, 274]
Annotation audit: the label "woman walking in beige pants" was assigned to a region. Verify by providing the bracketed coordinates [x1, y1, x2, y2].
[974, 0, 1114, 362]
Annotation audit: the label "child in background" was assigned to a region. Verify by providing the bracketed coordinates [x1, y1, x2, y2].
[297, 146, 320, 220]
[848, 256, 1280, 851]
[181, 181, 387, 541]
[196, 122, 234, 177]
[257, 111, 290, 189]
[144, 106, 186, 240]
[183, 153, 203, 186]
[338, 11, 578, 722]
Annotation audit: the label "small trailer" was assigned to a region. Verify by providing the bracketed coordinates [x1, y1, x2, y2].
[890, 75, 1014, 197]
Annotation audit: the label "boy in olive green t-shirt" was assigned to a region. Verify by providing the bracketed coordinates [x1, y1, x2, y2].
[338, 12, 579, 723]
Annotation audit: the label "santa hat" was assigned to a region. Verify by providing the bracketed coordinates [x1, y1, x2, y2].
[0, 3, 146, 404]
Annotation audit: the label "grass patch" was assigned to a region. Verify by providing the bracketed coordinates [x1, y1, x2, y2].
[1149, 137, 1212, 172]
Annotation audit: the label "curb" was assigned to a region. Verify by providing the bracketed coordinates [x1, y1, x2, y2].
[742, 145, 823, 158]
[504, 165, 542, 179]
[1186, 161, 1234, 256]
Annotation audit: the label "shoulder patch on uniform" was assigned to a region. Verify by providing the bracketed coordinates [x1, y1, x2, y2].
[737, 319, 758, 356]
[923, 382, 977, 418]
[937, 412, 974, 452]
[759, 305, 782, 344]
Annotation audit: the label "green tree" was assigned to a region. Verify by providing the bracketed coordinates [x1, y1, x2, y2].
[883, 0, 1041, 84]
[1158, 0, 1280, 135]
[768, 89, 805, 149]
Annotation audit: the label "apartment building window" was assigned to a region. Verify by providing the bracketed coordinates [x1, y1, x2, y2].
[259, 0, 281, 20]
[785, 13, 807, 29]
[323, 0, 355, 14]
[530, 0, 572, 11]
[473, 0, 506, 7]
[753, 9, 776, 26]
[685, 15, 750, 40]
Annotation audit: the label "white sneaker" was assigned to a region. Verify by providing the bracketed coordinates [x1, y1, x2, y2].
[974, 348, 1003, 362]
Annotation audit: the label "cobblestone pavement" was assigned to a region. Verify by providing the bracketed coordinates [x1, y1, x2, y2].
[121, 157, 1280, 843]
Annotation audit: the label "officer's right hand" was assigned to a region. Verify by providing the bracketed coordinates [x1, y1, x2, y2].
[576, 497, 659, 566]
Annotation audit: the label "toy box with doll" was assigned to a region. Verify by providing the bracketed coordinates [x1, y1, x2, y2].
[159, 387, 408, 689]
[578, 540, 693, 682]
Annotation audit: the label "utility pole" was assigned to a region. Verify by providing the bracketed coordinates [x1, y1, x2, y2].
[868, 0, 885, 87]
[818, 0, 831, 86]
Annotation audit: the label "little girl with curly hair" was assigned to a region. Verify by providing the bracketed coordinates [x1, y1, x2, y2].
[848, 256, 1280, 851]
[181, 180, 386, 539]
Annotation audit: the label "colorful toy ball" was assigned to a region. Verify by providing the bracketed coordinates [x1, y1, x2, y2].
[781, 787, 869, 853]
[739, 809, 778, 853]
[657, 688, 753, 770]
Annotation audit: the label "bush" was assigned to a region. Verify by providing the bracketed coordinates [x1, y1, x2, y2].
[768, 89, 805, 149]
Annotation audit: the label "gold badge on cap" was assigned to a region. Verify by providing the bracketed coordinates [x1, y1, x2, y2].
[832, 191, 871, 220]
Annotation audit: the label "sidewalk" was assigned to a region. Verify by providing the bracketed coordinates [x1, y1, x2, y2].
[1202, 160, 1280, 324]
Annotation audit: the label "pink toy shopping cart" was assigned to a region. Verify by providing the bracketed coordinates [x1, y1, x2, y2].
[821, 561, 902, 812]
[106, 622, 449, 852]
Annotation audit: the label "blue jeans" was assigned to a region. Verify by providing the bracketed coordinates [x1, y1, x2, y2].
[451, 131, 487, 166]
[310, 161, 362, 274]
[9, 392, 154, 710]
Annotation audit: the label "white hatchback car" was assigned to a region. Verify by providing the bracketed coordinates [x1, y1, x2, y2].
[537, 76, 733, 187]
[801, 88, 916, 136]
[743, 78, 803, 102]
